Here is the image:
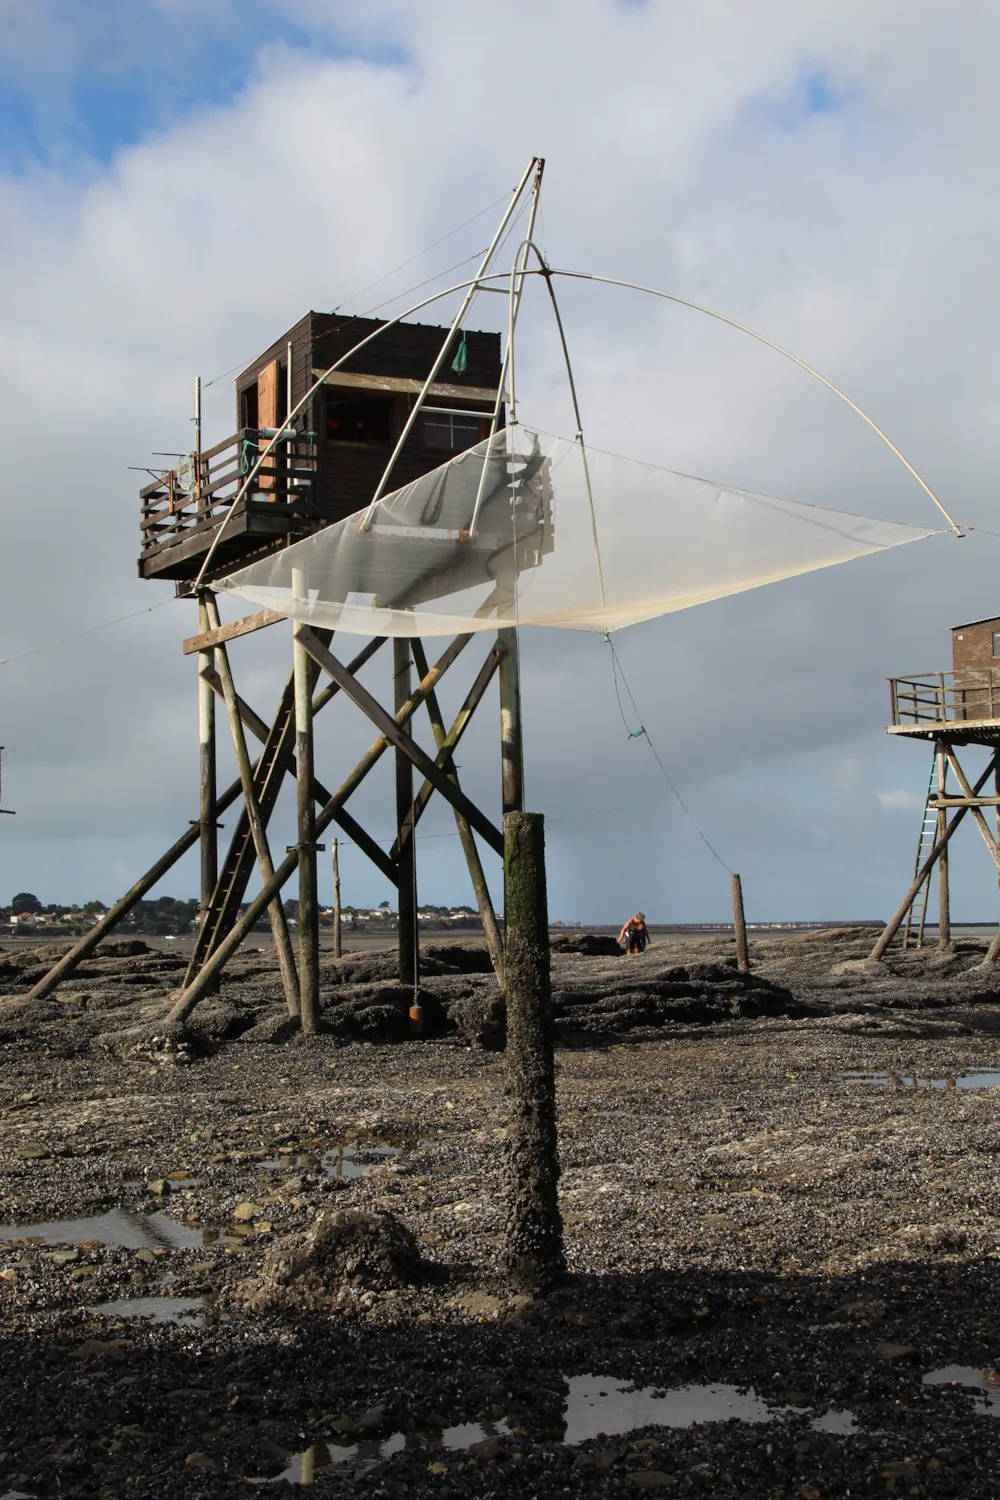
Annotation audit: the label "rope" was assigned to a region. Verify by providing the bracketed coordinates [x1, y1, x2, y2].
[202, 187, 519, 389]
[605, 634, 732, 874]
[0, 599, 173, 668]
[550, 268, 962, 537]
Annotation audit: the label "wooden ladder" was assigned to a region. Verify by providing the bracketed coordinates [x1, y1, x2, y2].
[902, 754, 938, 950]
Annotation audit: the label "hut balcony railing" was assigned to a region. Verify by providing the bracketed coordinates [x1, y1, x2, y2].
[139, 432, 318, 562]
[889, 669, 1000, 726]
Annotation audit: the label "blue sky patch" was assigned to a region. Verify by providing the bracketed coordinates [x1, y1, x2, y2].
[0, 2, 408, 177]
[766, 64, 858, 133]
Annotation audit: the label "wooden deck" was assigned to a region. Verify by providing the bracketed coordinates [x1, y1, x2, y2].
[138, 432, 320, 583]
[887, 670, 1000, 744]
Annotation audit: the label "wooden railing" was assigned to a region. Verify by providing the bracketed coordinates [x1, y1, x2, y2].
[139, 431, 318, 561]
[889, 669, 1000, 725]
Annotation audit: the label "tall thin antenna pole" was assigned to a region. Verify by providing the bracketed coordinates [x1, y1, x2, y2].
[359, 156, 540, 529]
[332, 837, 342, 960]
[194, 376, 202, 506]
[468, 159, 545, 538]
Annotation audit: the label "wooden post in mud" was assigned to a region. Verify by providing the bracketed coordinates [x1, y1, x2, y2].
[332, 838, 343, 961]
[395, 639, 418, 989]
[197, 592, 218, 932]
[498, 628, 524, 815]
[989, 765, 1000, 965]
[996, 761, 1000, 949]
[197, 591, 219, 994]
[731, 872, 750, 972]
[292, 582, 321, 1034]
[503, 811, 565, 1292]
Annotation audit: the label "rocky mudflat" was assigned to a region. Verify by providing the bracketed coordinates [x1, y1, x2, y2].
[2, 928, 1000, 1496]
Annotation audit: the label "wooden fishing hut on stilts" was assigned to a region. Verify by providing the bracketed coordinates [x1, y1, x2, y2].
[869, 617, 1000, 964]
[26, 160, 549, 1027]
[24, 152, 960, 1025]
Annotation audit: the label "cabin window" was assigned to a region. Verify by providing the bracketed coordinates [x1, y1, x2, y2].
[240, 383, 259, 432]
[423, 413, 483, 453]
[993, 631, 1000, 658]
[325, 394, 392, 445]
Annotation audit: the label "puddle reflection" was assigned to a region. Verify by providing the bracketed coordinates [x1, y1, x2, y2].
[88, 1296, 207, 1326]
[845, 1070, 1000, 1091]
[0, 1209, 202, 1250]
[258, 1377, 859, 1482]
[923, 1365, 1000, 1416]
[258, 1144, 400, 1181]
[560, 1375, 778, 1442]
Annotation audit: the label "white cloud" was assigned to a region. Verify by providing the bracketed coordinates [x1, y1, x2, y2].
[876, 788, 925, 813]
[2, 0, 1000, 920]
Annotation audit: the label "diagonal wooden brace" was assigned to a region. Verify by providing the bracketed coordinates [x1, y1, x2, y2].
[166, 633, 475, 1020]
[25, 780, 248, 1001]
[296, 627, 504, 857]
[327, 806, 399, 884]
[210, 626, 301, 1017]
[393, 641, 504, 858]
[203, 644, 397, 883]
[200, 665, 269, 744]
[411, 638, 505, 981]
[945, 751, 1000, 870]
[869, 754, 997, 961]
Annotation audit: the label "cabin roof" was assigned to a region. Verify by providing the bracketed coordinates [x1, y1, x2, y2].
[952, 616, 1000, 632]
[236, 310, 498, 389]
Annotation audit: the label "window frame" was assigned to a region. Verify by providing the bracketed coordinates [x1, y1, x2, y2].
[323, 391, 395, 448]
[421, 410, 488, 455]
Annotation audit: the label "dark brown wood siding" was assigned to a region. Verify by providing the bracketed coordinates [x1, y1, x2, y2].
[136, 312, 506, 580]
[309, 313, 500, 389]
[235, 312, 313, 424]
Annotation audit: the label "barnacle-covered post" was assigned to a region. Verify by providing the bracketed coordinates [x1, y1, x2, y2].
[503, 810, 564, 1291]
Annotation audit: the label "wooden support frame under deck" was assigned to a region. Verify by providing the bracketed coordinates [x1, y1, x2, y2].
[870, 736, 1000, 963]
[28, 605, 517, 1025]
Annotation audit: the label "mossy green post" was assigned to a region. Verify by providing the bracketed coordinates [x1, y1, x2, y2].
[503, 810, 565, 1291]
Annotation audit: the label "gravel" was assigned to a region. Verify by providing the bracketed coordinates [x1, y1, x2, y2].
[1, 928, 1000, 1495]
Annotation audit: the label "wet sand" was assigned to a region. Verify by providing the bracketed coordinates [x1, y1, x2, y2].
[2, 929, 1000, 1495]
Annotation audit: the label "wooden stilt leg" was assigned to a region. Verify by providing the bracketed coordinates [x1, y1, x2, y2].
[995, 761, 1000, 951]
[498, 627, 524, 815]
[210, 622, 300, 1018]
[197, 593, 218, 937]
[937, 745, 951, 950]
[395, 638, 418, 989]
[167, 634, 475, 1020]
[293, 569, 321, 1034]
[411, 638, 504, 983]
[503, 810, 564, 1291]
[996, 764, 1000, 929]
[871, 756, 996, 961]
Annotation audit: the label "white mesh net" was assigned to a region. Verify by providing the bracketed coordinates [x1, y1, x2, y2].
[216, 427, 936, 636]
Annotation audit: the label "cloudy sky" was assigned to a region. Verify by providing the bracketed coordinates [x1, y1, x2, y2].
[1, 0, 999, 926]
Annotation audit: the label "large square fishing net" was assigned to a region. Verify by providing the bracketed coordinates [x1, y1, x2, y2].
[217, 427, 935, 637]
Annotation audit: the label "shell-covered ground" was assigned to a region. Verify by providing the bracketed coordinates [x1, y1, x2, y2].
[2, 928, 1000, 1497]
